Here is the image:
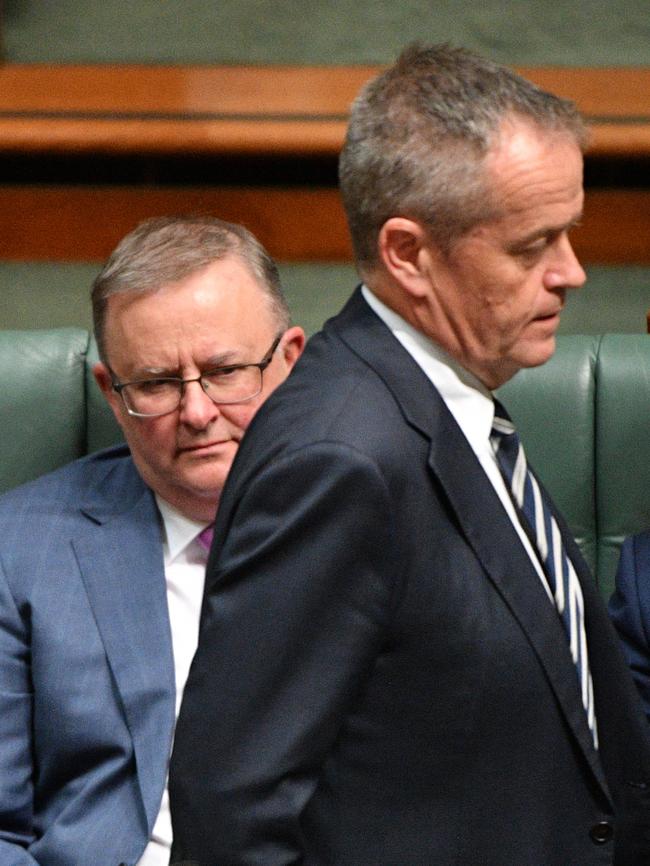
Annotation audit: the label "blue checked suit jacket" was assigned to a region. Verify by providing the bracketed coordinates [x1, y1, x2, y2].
[0, 446, 174, 866]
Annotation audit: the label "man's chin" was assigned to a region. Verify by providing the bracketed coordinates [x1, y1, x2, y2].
[179, 475, 227, 513]
[173, 457, 232, 499]
[510, 327, 559, 370]
[183, 467, 229, 495]
[484, 336, 557, 389]
[526, 335, 557, 368]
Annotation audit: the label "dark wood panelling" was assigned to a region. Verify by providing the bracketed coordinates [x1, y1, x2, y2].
[1, 65, 649, 265]
[0, 186, 353, 261]
[2, 185, 649, 264]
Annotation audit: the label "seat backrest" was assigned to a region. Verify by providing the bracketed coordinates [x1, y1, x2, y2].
[498, 336, 599, 576]
[595, 335, 650, 591]
[500, 334, 650, 599]
[0, 328, 122, 494]
[84, 333, 125, 452]
[3, 327, 650, 599]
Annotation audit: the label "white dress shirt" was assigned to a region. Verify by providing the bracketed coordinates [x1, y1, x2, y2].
[361, 285, 553, 600]
[136, 496, 209, 866]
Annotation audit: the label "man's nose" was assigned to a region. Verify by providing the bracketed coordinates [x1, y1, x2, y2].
[545, 235, 586, 291]
[178, 379, 220, 429]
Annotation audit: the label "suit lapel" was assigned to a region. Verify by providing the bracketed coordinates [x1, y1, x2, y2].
[427, 417, 610, 799]
[334, 288, 611, 802]
[73, 463, 175, 829]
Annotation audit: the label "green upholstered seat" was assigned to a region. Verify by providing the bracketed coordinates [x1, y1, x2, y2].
[498, 336, 599, 576]
[499, 334, 650, 598]
[0, 328, 122, 494]
[595, 335, 650, 591]
[3, 327, 650, 599]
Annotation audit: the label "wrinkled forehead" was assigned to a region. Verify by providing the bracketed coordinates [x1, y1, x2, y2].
[102, 263, 278, 370]
[480, 121, 583, 215]
[486, 118, 583, 180]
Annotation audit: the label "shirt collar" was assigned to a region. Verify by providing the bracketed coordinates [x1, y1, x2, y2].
[155, 495, 211, 565]
[361, 284, 496, 449]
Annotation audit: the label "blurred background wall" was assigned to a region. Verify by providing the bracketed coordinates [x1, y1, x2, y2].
[4, 0, 650, 66]
[1, 0, 648, 336]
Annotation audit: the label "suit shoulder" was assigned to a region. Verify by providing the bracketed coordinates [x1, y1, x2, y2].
[253, 331, 410, 444]
[628, 530, 650, 547]
[0, 446, 154, 606]
[0, 444, 134, 512]
[621, 531, 650, 566]
[230, 335, 433, 513]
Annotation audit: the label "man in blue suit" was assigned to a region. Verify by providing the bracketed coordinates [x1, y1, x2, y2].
[169, 46, 650, 865]
[0, 215, 304, 865]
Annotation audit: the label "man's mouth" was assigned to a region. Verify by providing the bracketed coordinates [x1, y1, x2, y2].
[536, 307, 563, 322]
[179, 440, 230, 454]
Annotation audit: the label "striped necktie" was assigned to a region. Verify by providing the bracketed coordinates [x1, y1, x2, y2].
[490, 400, 598, 748]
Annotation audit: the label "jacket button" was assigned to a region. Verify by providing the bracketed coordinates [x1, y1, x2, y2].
[590, 821, 614, 844]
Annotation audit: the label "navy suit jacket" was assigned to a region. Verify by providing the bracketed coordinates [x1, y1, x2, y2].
[0, 446, 175, 866]
[609, 532, 650, 718]
[170, 289, 650, 865]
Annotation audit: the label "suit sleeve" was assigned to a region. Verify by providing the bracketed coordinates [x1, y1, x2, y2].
[0, 554, 40, 864]
[169, 441, 400, 865]
[608, 535, 650, 720]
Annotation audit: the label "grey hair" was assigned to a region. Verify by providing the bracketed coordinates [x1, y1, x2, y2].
[338, 43, 587, 274]
[92, 215, 290, 361]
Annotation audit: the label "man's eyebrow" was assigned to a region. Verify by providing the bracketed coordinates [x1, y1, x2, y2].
[132, 351, 244, 378]
[127, 350, 249, 381]
[203, 350, 245, 368]
[130, 366, 179, 379]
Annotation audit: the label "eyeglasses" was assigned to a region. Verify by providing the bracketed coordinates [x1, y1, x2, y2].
[111, 335, 282, 418]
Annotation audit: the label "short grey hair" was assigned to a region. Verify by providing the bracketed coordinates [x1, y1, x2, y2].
[92, 215, 290, 361]
[339, 43, 587, 274]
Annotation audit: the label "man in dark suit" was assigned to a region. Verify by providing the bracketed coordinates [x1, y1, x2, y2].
[0, 216, 304, 865]
[169, 46, 650, 865]
[609, 534, 650, 718]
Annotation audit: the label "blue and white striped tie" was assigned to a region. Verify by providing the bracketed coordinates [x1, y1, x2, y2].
[491, 400, 598, 748]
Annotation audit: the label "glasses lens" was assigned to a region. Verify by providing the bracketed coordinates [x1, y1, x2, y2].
[202, 366, 263, 404]
[118, 364, 266, 417]
[122, 380, 182, 416]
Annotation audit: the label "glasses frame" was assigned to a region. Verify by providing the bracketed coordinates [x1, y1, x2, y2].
[111, 335, 283, 418]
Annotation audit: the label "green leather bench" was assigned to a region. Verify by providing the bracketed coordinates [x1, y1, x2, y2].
[0, 328, 122, 494]
[499, 334, 650, 599]
[2, 328, 649, 599]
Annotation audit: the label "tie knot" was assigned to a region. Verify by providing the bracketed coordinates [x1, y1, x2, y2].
[197, 525, 214, 552]
[490, 399, 524, 491]
[490, 400, 518, 449]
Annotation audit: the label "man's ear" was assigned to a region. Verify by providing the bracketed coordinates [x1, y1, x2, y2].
[280, 326, 306, 372]
[93, 361, 126, 428]
[377, 218, 434, 299]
